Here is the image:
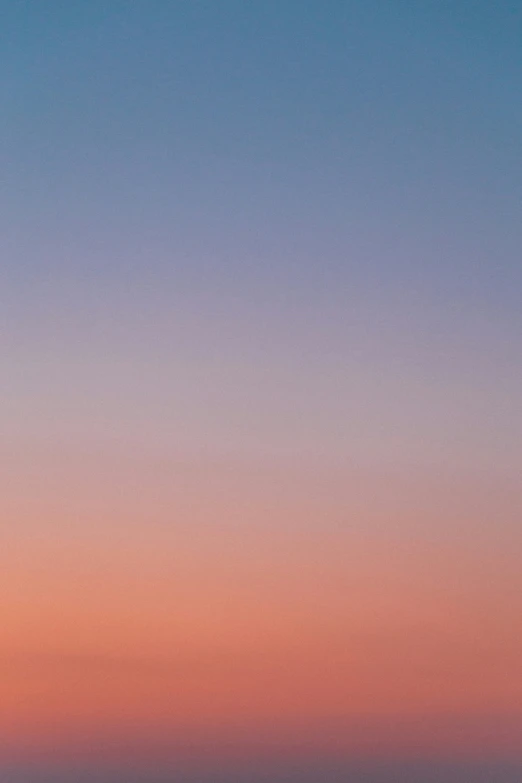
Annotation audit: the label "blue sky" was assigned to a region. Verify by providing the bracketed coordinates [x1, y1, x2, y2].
[2, 0, 521, 302]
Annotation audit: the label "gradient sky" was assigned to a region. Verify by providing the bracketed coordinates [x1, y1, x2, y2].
[1, 2, 521, 782]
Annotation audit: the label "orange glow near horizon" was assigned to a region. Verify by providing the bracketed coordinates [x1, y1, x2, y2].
[2, 455, 521, 766]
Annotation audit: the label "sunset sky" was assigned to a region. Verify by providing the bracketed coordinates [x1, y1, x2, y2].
[1, 2, 521, 782]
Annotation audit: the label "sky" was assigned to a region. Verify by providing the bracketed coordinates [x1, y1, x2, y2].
[1, 1, 521, 781]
